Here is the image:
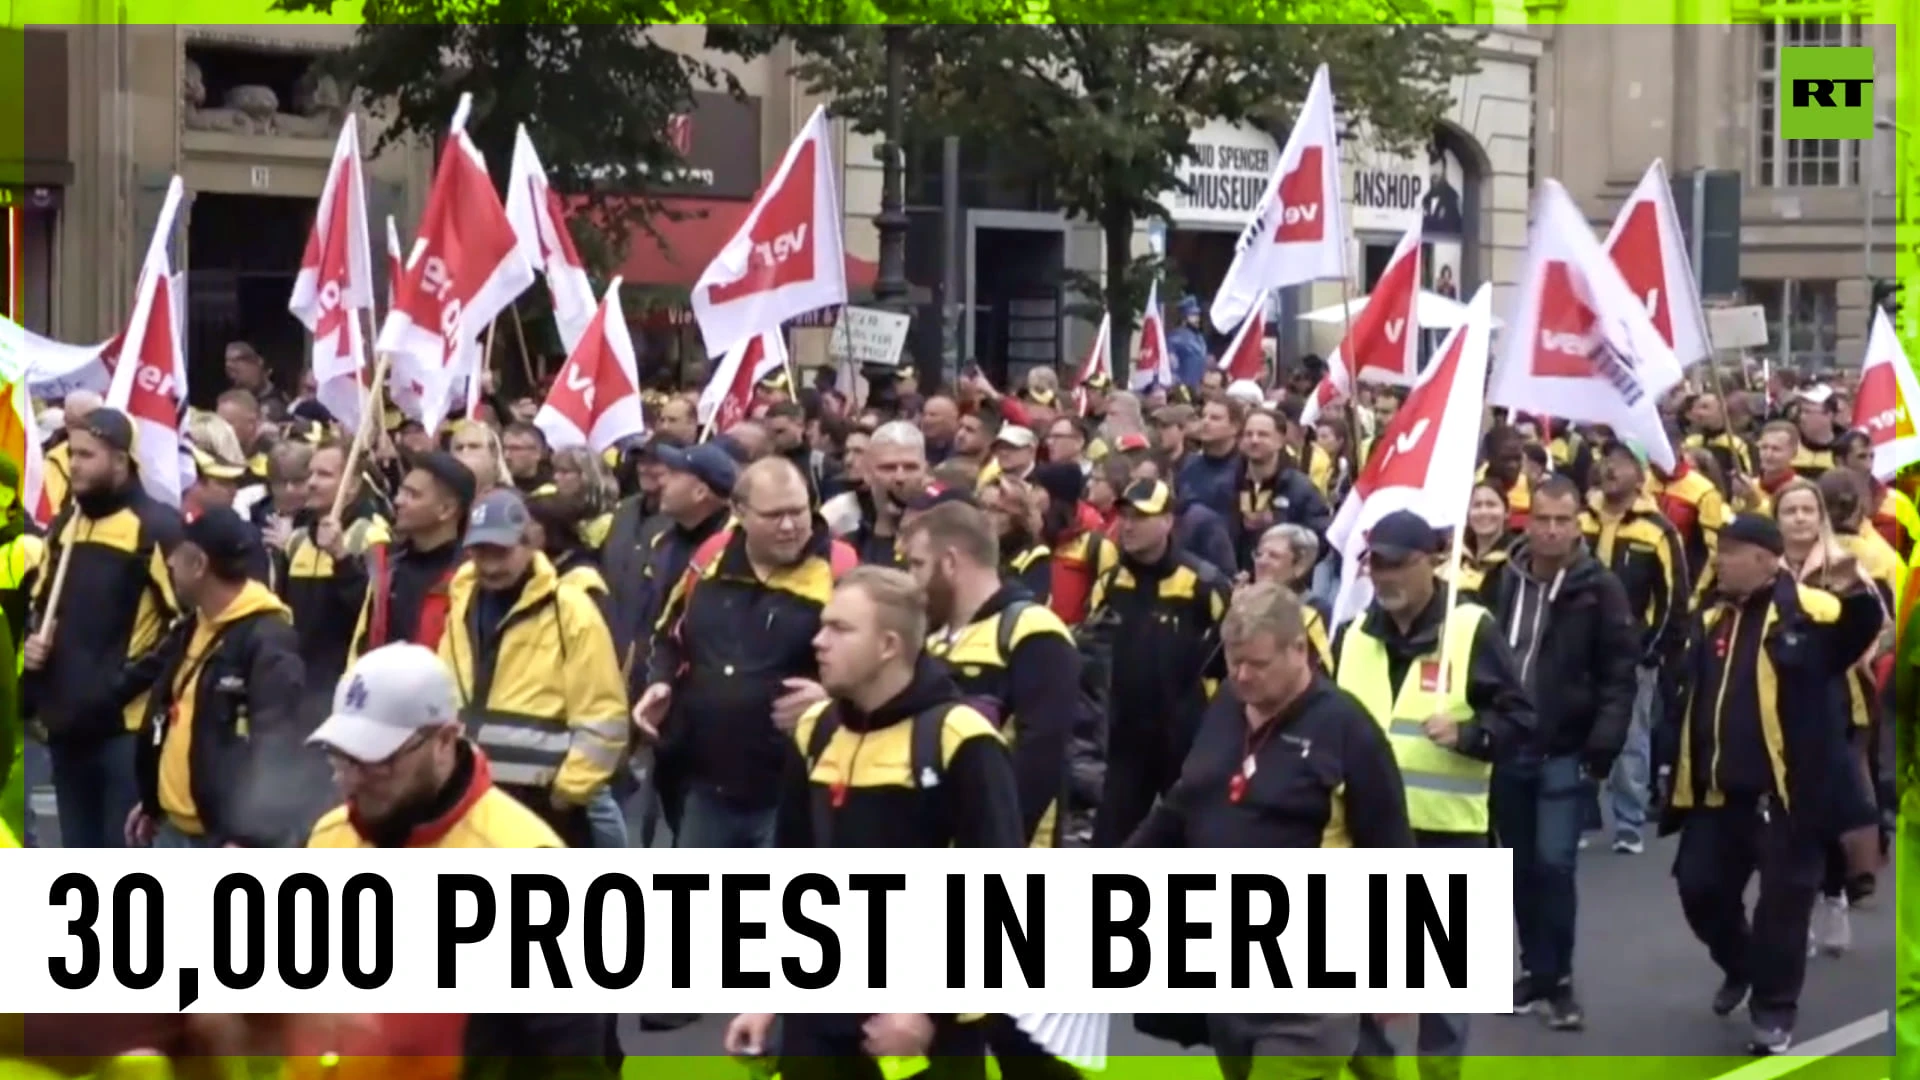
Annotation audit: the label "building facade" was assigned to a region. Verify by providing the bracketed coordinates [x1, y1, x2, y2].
[1131, 26, 1545, 372]
[1537, 20, 1901, 370]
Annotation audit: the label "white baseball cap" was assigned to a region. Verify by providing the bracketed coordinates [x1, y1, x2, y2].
[307, 643, 462, 763]
[1226, 379, 1267, 406]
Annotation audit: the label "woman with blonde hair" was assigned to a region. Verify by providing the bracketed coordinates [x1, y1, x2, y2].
[446, 420, 506, 495]
[551, 445, 619, 549]
[1771, 476, 1888, 955]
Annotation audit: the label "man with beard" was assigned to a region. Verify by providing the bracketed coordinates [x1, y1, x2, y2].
[1087, 478, 1231, 847]
[1334, 510, 1534, 1080]
[905, 501, 1079, 848]
[849, 421, 930, 566]
[305, 644, 623, 1075]
[23, 409, 182, 848]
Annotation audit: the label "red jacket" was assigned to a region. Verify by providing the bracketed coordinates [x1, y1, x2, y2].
[1048, 502, 1111, 626]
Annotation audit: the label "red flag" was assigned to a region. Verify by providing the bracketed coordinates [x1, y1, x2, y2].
[1304, 223, 1422, 426]
[290, 116, 376, 431]
[1602, 160, 1712, 368]
[701, 331, 787, 434]
[507, 126, 597, 356]
[104, 178, 189, 507]
[691, 106, 848, 358]
[1210, 64, 1348, 330]
[535, 277, 647, 453]
[1327, 285, 1497, 626]
[376, 94, 535, 432]
[1130, 280, 1174, 393]
[1218, 299, 1267, 383]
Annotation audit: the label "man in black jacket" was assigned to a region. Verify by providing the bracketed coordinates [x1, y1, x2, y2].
[127, 508, 314, 848]
[1482, 475, 1638, 1029]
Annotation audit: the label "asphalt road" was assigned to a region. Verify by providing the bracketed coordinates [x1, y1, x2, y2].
[605, 831, 1892, 1065]
[24, 748, 1892, 1073]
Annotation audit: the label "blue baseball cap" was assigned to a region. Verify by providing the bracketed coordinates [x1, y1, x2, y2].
[657, 442, 741, 499]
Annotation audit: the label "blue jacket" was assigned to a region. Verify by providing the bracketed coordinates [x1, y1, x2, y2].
[1176, 504, 1240, 580]
[1178, 450, 1242, 527]
[1168, 326, 1210, 389]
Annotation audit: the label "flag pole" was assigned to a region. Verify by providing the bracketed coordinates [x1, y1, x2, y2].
[331, 349, 394, 522]
[510, 303, 539, 387]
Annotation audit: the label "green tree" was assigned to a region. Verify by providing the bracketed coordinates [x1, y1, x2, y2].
[265, 4, 750, 371]
[715, 18, 1480, 380]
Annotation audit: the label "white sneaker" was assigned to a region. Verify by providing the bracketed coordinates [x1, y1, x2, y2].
[1816, 895, 1851, 956]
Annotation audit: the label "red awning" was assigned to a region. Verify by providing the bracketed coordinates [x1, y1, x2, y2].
[612, 196, 877, 291]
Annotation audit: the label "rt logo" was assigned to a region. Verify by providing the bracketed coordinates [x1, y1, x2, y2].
[1779, 47, 1876, 140]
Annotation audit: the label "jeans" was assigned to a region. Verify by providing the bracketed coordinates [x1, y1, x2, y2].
[1608, 667, 1659, 842]
[676, 785, 777, 849]
[154, 821, 222, 849]
[1493, 754, 1586, 986]
[586, 786, 631, 849]
[48, 736, 138, 849]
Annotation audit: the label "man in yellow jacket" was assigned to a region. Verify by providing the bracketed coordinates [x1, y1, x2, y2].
[437, 489, 629, 849]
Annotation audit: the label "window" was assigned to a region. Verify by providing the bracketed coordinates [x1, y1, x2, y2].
[1754, 19, 1863, 188]
[1742, 278, 1838, 370]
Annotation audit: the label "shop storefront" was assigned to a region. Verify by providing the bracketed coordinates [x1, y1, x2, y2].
[1158, 118, 1282, 325]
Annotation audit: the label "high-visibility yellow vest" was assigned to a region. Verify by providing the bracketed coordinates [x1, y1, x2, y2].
[1336, 604, 1491, 835]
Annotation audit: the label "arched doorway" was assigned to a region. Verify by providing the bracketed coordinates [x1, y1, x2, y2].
[1423, 121, 1489, 301]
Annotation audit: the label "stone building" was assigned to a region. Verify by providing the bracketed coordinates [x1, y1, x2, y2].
[1535, 20, 1902, 369]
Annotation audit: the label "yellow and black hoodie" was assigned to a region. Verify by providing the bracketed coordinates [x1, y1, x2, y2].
[1659, 571, 1883, 835]
[783, 655, 1026, 850]
[925, 585, 1081, 847]
[25, 479, 182, 743]
[130, 581, 309, 846]
[1580, 491, 1690, 669]
[282, 504, 391, 686]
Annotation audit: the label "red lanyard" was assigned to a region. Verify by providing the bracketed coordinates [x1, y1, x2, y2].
[1229, 714, 1285, 804]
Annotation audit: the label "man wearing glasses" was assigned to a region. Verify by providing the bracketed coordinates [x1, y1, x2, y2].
[304, 644, 621, 1074]
[1331, 509, 1535, 1080]
[634, 456, 857, 849]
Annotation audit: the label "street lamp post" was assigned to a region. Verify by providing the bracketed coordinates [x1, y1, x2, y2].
[1871, 117, 1915, 338]
[872, 25, 912, 315]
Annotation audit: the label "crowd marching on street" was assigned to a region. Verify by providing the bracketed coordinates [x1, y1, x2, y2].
[0, 67, 1909, 1080]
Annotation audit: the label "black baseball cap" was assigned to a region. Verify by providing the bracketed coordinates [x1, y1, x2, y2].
[1366, 509, 1441, 565]
[1119, 479, 1173, 517]
[184, 507, 262, 573]
[1723, 512, 1785, 557]
[76, 408, 135, 455]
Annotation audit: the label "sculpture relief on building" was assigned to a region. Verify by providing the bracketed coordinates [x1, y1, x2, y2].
[182, 55, 347, 139]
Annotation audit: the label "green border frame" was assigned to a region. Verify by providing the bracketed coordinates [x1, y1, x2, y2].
[0, 5, 1908, 1080]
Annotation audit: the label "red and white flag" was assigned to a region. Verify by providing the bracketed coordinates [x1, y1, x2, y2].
[691, 105, 848, 358]
[1303, 223, 1423, 428]
[1217, 297, 1268, 384]
[1327, 284, 1496, 628]
[700, 330, 787, 434]
[377, 94, 536, 433]
[1490, 180, 1685, 470]
[105, 176, 189, 508]
[385, 215, 403, 313]
[535, 276, 646, 453]
[1855, 307, 1920, 480]
[1130, 281, 1175, 393]
[506, 125, 597, 357]
[288, 114, 376, 432]
[1603, 159, 1713, 369]
[1210, 64, 1348, 331]
[1073, 312, 1111, 414]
